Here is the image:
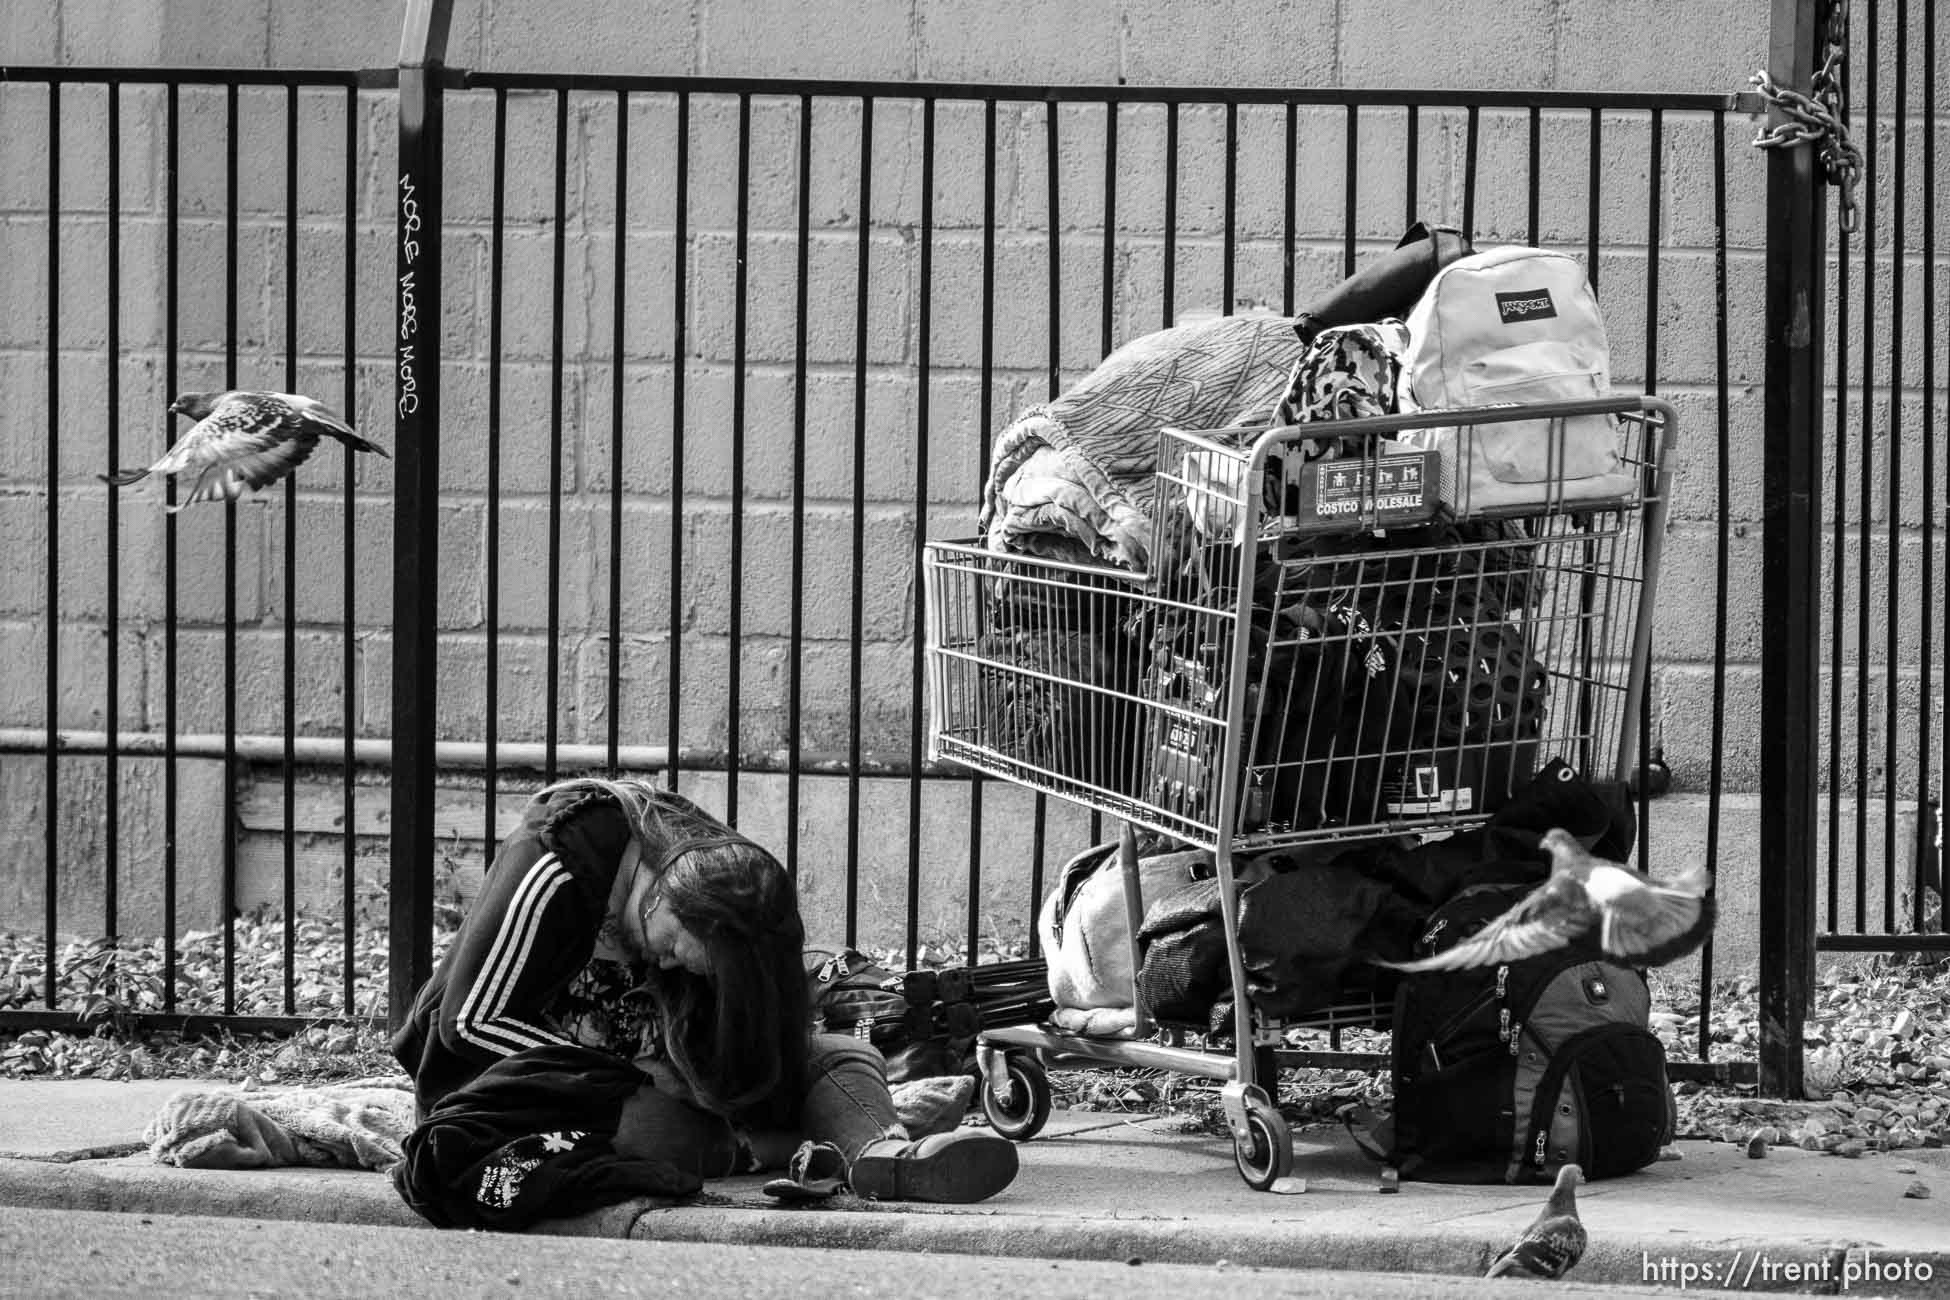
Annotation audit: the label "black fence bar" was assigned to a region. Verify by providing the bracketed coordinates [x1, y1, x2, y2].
[785, 93, 811, 880]
[1402, 104, 1417, 235]
[1819, 935, 1950, 953]
[1925, 0, 1941, 934]
[726, 92, 750, 824]
[41, 80, 60, 1010]
[0, 67, 391, 88]
[1758, 0, 1827, 1099]
[1340, 106, 1357, 278]
[607, 91, 629, 773]
[1525, 105, 1540, 246]
[667, 91, 691, 797]
[0, 1010, 379, 1037]
[484, 86, 506, 863]
[1585, 110, 1600, 289]
[1162, 102, 1176, 327]
[1281, 103, 1296, 313]
[912, 97, 937, 959]
[104, 84, 121, 952]
[282, 82, 300, 1015]
[389, 0, 452, 1031]
[341, 81, 361, 1017]
[1, 730, 995, 777]
[222, 81, 239, 1016]
[847, 95, 874, 947]
[453, 68, 1751, 111]
[544, 88, 568, 787]
[162, 81, 179, 1013]
[1222, 100, 1237, 312]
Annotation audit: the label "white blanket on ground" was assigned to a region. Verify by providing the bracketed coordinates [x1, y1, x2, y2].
[143, 1077, 415, 1172]
[141, 1073, 972, 1173]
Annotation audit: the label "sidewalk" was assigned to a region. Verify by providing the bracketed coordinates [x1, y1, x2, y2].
[1, 1079, 1945, 1295]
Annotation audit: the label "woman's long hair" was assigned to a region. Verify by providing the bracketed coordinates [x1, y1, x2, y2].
[534, 777, 809, 1126]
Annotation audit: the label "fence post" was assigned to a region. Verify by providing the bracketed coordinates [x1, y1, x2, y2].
[1758, 0, 1827, 1098]
[389, 0, 452, 1031]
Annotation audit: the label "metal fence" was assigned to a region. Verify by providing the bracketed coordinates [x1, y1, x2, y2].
[0, 68, 394, 1033]
[3, 2, 1936, 1095]
[1816, 0, 1943, 955]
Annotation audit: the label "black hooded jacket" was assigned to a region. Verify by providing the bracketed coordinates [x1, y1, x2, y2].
[391, 1043, 701, 1230]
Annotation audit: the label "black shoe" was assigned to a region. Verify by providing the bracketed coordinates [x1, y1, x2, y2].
[846, 1128, 1019, 1204]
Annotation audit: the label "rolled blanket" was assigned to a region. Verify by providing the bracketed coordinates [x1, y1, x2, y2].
[980, 316, 1306, 570]
[144, 1078, 416, 1173]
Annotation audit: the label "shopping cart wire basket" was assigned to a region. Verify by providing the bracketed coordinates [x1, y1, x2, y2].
[925, 394, 1678, 1190]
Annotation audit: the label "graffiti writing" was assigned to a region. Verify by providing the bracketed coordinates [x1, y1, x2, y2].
[397, 172, 421, 419]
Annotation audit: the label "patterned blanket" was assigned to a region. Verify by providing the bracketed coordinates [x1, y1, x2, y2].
[980, 315, 1306, 570]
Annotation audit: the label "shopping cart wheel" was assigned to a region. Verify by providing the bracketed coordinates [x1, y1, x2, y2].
[1233, 1095, 1294, 1191]
[979, 1052, 1052, 1142]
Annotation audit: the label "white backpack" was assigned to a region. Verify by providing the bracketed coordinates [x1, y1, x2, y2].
[1395, 246, 1637, 516]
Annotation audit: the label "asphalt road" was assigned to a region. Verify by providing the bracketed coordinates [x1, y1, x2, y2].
[0, 1205, 1762, 1300]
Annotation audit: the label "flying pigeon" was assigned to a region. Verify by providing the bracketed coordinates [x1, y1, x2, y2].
[100, 391, 388, 512]
[1380, 828, 1714, 972]
[1485, 1162, 1586, 1279]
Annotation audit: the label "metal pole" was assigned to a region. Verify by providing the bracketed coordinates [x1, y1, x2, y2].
[1758, 0, 1826, 1099]
[391, 0, 453, 1032]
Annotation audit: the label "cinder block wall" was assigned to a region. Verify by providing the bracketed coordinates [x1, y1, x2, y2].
[3, 2, 1942, 964]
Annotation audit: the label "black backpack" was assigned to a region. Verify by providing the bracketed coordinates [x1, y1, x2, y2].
[806, 947, 927, 1053]
[804, 947, 1054, 1084]
[1381, 881, 1675, 1184]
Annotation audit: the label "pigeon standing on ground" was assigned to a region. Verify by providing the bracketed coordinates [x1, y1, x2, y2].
[101, 391, 388, 512]
[1485, 1162, 1586, 1279]
[1379, 828, 1715, 972]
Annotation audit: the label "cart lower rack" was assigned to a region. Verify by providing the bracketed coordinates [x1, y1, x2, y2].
[925, 395, 1678, 1189]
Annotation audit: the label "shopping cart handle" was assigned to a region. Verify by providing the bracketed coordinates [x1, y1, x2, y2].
[1258, 393, 1669, 443]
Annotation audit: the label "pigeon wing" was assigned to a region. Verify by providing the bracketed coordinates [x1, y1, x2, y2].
[282, 393, 389, 455]
[280, 393, 358, 438]
[1487, 1216, 1587, 1279]
[159, 395, 320, 510]
[1594, 865, 1715, 967]
[1383, 877, 1598, 972]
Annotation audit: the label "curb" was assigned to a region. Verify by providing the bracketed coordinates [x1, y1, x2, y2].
[621, 1202, 1950, 1295]
[5, 1155, 1946, 1295]
[0, 1157, 422, 1231]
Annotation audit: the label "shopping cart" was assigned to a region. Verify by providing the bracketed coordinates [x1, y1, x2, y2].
[923, 394, 1678, 1190]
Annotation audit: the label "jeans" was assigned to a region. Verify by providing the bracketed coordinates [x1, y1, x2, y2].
[612, 1033, 905, 1177]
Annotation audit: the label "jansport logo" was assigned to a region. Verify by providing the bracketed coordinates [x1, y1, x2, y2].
[1495, 288, 1557, 323]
